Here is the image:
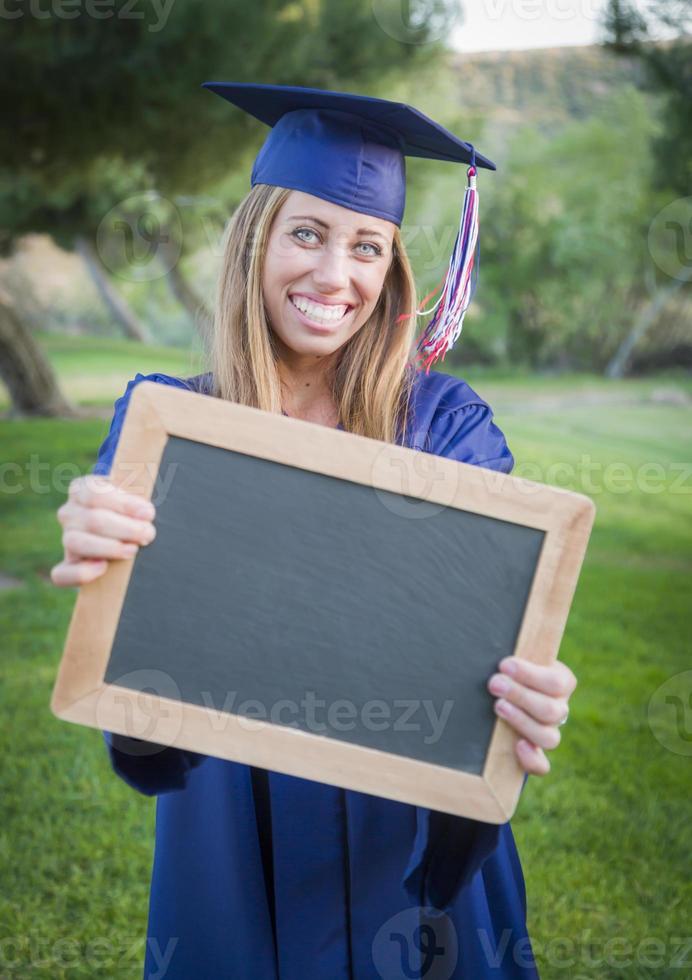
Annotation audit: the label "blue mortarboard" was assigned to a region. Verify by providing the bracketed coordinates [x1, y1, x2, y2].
[202, 81, 496, 372]
[202, 81, 495, 226]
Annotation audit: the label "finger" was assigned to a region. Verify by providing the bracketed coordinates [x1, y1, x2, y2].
[516, 739, 550, 776]
[498, 656, 577, 699]
[61, 529, 140, 562]
[68, 475, 156, 520]
[50, 558, 109, 588]
[58, 502, 156, 545]
[493, 697, 562, 751]
[487, 672, 569, 727]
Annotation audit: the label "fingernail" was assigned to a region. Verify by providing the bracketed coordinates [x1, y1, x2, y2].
[489, 675, 510, 696]
[122, 543, 138, 557]
[134, 503, 155, 519]
[495, 699, 511, 716]
[141, 526, 156, 545]
[500, 658, 517, 677]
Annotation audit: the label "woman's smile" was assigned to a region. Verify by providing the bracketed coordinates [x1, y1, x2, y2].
[288, 292, 355, 332]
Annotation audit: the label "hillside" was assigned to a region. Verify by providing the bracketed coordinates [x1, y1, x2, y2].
[451, 43, 647, 122]
[447, 43, 651, 167]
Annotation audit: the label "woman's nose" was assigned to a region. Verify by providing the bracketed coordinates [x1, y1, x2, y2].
[312, 245, 350, 291]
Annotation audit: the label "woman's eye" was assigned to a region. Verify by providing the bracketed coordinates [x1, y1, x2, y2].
[292, 227, 319, 244]
[356, 242, 382, 258]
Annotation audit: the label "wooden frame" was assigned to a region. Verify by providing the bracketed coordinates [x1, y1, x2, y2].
[51, 381, 595, 822]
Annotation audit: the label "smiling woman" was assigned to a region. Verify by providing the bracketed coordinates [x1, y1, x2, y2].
[211, 181, 417, 438]
[263, 189, 409, 426]
[50, 82, 578, 979]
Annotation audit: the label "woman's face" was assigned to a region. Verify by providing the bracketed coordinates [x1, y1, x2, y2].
[262, 190, 396, 358]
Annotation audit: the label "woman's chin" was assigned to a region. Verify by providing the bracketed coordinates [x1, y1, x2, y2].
[286, 333, 343, 356]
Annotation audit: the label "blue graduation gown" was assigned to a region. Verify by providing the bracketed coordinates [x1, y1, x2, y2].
[95, 369, 538, 979]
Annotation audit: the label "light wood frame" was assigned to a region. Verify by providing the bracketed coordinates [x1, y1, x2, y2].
[51, 381, 595, 822]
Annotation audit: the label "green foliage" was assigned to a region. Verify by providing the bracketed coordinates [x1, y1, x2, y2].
[469, 87, 663, 370]
[0, 0, 447, 249]
[603, 0, 692, 195]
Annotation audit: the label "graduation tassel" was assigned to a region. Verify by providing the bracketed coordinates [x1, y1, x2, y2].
[412, 151, 480, 375]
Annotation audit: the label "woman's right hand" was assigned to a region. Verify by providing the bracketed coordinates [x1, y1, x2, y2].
[50, 475, 157, 588]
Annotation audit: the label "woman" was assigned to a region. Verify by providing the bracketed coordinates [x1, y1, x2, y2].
[51, 85, 575, 979]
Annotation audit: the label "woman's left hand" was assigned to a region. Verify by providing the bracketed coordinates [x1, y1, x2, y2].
[486, 657, 577, 776]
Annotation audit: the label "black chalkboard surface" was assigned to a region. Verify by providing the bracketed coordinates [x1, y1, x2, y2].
[52, 381, 595, 821]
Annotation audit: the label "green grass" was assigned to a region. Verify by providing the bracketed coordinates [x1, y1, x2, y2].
[1, 345, 690, 978]
[0, 334, 205, 410]
[493, 396, 692, 980]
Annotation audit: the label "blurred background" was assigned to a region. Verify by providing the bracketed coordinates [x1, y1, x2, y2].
[1, 2, 690, 977]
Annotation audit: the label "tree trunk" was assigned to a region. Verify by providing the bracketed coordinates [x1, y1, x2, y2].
[0, 288, 75, 417]
[159, 235, 212, 336]
[76, 235, 151, 343]
[605, 265, 692, 378]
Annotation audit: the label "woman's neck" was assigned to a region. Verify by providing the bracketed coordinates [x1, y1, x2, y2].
[278, 353, 338, 424]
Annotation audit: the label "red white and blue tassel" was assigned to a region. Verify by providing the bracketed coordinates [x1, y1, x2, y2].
[413, 149, 481, 374]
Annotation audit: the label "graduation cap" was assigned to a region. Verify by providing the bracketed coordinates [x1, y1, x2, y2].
[202, 81, 496, 373]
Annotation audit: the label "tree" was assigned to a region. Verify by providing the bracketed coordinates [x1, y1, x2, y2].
[602, 0, 692, 195]
[1, 0, 444, 242]
[0, 286, 73, 417]
[0, 0, 450, 412]
[475, 87, 662, 372]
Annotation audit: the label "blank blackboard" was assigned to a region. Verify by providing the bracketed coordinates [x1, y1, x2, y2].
[105, 435, 545, 774]
[52, 381, 595, 821]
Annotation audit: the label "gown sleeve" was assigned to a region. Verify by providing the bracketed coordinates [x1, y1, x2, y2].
[402, 399, 528, 912]
[94, 372, 208, 796]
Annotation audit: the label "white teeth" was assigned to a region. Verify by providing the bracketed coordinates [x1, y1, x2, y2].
[290, 295, 349, 324]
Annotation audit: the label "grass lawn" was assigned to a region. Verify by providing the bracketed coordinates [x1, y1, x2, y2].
[1, 341, 690, 978]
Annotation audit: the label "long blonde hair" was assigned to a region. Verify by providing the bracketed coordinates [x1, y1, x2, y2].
[207, 183, 420, 445]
